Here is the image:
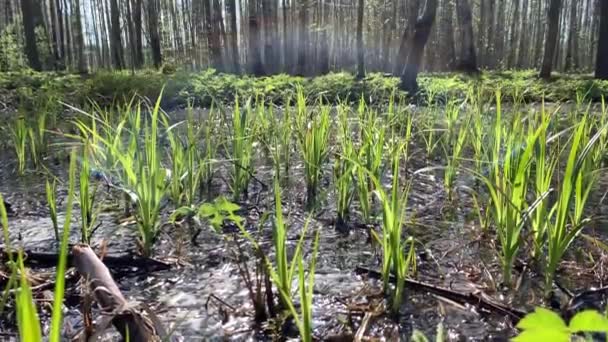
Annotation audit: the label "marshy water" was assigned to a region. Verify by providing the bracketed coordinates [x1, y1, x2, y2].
[2, 100, 608, 341]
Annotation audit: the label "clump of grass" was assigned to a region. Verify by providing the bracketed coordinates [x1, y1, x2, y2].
[46, 178, 59, 242]
[296, 94, 331, 210]
[1, 150, 76, 342]
[267, 179, 319, 342]
[11, 116, 28, 175]
[544, 116, 607, 292]
[443, 117, 469, 200]
[355, 106, 385, 224]
[530, 104, 556, 260]
[230, 99, 255, 200]
[479, 92, 543, 285]
[334, 105, 355, 231]
[78, 147, 99, 244]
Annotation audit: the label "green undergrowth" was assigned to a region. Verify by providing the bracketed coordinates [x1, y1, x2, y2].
[1, 69, 607, 113]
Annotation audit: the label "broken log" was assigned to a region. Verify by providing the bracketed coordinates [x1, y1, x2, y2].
[73, 245, 162, 342]
[1, 248, 170, 272]
[354, 266, 526, 323]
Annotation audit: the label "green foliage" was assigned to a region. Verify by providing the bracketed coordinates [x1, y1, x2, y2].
[514, 308, 608, 342]
[0, 25, 26, 71]
[296, 92, 332, 210]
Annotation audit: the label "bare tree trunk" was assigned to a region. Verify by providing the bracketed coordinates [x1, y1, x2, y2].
[508, 0, 520, 68]
[133, 0, 143, 68]
[597, 0, 608, 79]
[393, 0, 420, 75]
[73, 0, 87, 72]
[356, 0, 364, 78]
[442, 0, 456, 70]
[296, 0, 308, 75]
[517, 0, 529, 67]
[456, 0, 477, 72]
[248, 0, 265, 75]
[147, 0, 162, 69]
[205, 0, 223, 71]
[227, 0, 239, 73]
[109, 0, 124, 69]
[400, 0, 438, 94]
[49, 0, 64, 69]
[540, 0, 562, 78]
[20, 0, 42, 70]
[564, 0, 578, 71]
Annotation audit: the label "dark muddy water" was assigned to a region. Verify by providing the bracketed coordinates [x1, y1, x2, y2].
[1, 106, 607, 341]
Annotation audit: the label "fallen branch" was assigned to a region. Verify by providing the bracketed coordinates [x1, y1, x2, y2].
[1, 248, 171, 272]
[354, 266, 526, 323]
[73, 244, 162, 342]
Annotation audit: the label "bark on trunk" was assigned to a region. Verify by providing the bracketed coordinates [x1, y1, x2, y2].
[539, 0, 562, 79]
[393, 0, 420, 75]
[147, 0, 162, 69]
[227, 0, 240, 73]
[109, 0, 124, 69]
[133, 0, 144, 68]
[296, 0, 308, 75]
[20, 0, 41, 70]
[248, 0, 265, 75]
[399, 0, 438, 94]
[596, 0, 608, 79]
[73, 0, 87, 73]
[356, 0, 365, 78]
[456, 0, 478, 73]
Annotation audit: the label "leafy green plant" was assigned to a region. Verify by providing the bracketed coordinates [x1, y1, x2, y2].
[514, 307, 608, 342]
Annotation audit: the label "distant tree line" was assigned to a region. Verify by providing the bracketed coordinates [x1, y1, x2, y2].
[0, 0, 607, 89]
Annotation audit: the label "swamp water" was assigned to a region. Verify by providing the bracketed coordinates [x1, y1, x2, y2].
[1, 104, 607, 341]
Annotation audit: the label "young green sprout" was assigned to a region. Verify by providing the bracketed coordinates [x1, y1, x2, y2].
[297, 101, 331, 210]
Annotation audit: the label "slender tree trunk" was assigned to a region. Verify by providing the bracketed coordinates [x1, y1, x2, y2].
[400, 0, 438, 93]
[49, 0, 63, 69]
[517, 0, 529, 67]
[248, 0, 265, 75]
[456, 0, 477, 72]
[205, 0, 223, 71]
[596, 0, 608, 79]
[296, 0, 308, 75]
[73, 0, 87, 72]
[442, 0, 456, 70]
[147, 0, 162, 69]
[508, 0, 520, 68]
[227, 0, 239, 73]
[109, 0, 124, 69]
[133, 0, 143, 68]
[540, 0, 562, 78]
[20, 0, 41, 70]
[565, 0, 578, 71]
[356, 0, 364, 78]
